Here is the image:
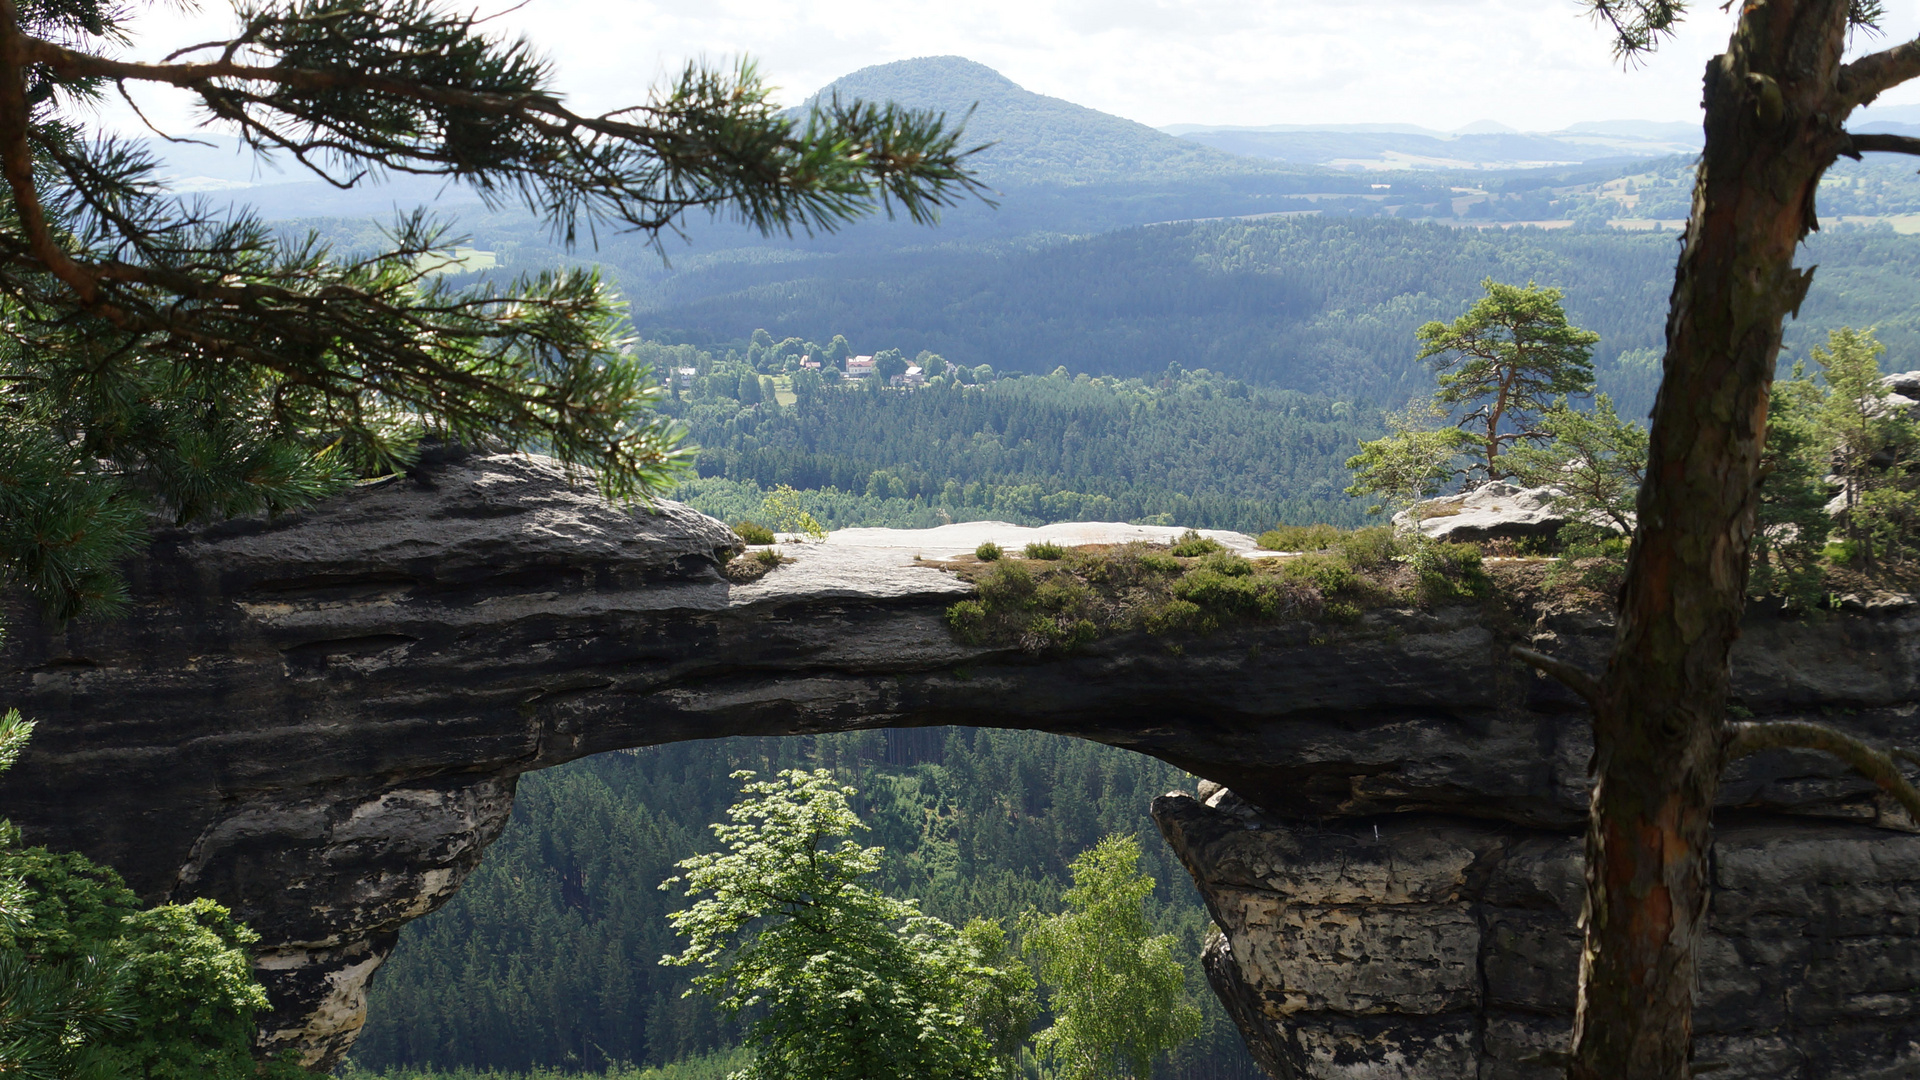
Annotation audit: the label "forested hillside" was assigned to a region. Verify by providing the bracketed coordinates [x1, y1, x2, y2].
[639, 217, 1675, 408]
[634, 217, 1920, 416]
[353, 730, 1262, 1079]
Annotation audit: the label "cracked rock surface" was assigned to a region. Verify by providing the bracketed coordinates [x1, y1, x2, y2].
[2, 451, 1917, 1074]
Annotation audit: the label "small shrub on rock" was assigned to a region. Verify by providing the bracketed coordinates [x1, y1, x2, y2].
[1142, 599, 1214, 635]
[1322, 601, 1363, 623]
[1170, 530, 1225, 557]
[974, 541, 1002, 561]
[1258, 523, 1342, 552]
[1281, 554, 1360, 595]
[1021, 614, 1099, 652]
[1411, 542, 1489, 604]
[1139, 552, 1182, 575]
[946, 600, 990, 644]
[1024, 541, 1067, 560]
[977, 560, 1036, 609]
[1036, 579, 1094, 614]
[753, 548, 785, 567]
[1172, 570, 1278, 619]
[1334, 527, 1399, 571]
[1194, 551, 1253, 577]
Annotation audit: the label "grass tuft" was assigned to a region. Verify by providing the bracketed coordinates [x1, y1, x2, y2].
[732, 520, 775, 545]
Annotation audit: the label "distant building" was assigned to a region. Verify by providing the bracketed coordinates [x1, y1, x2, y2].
[799, 355, 819, 370]
[675, 367, 697, 389]
[892, 365, 927, 388]
[845, 354, 876, 377]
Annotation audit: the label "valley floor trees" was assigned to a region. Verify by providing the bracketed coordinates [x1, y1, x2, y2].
[661, 770, 1209, 1080]
[662, 769, 1029, 1080]
[1021, 836, 1202, 1080]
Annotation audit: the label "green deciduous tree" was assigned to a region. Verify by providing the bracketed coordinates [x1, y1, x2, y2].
[1416, 278, 1599, 481]
[874, 349, 910, 384]
[1750, 362, 1834, 607]
[662, 769, 1027, 1080]
[0, 711, 296, 1080]
[1344, 397, 1471, 521]
[0, 710, 128, 1080]
[758, 485, 827, 541]
[1506, 393, 1648, 534]
[1021, 835, 1201, 1080]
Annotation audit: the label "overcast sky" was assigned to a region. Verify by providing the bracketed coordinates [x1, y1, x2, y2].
[105, 0, 1920, 135]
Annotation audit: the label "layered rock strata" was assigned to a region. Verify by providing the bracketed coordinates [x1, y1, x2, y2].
[0, 452, 1916, 1074]
[1156, 790, 1920, 1079]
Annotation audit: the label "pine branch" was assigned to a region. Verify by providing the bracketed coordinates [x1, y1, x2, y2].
[1727, 720, 1920, 820]
[0, 0, 117, 319]
[1840, 34, 1920, 107]
[16, 32, 988, 242]
[1847, 132, 1920, 158]
[1509, 645, 1602, 705]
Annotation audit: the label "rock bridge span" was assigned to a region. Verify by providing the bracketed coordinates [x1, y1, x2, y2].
[3, 453, 1918, 1079]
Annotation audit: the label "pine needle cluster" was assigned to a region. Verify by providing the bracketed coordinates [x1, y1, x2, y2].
[0, 0, 986, 620]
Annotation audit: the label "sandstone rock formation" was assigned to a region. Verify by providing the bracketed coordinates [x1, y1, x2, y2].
[1394, 481, 1572, 544]
[1, 451, 1916, 1076]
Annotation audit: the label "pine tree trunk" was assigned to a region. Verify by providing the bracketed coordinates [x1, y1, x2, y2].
[1569, 3, 1853, 1077]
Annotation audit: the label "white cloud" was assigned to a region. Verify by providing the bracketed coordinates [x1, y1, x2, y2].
[98, 1, 1920, 136]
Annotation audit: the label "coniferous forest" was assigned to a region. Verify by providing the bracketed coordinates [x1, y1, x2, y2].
[659, 360, 1382, 532]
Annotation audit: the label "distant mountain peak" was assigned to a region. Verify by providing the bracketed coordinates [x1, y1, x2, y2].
[817, 56, 1021, 95]
[799, 56, 1285, 188]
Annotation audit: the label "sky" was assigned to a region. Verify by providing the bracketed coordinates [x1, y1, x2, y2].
[102, 0, 1920, 136]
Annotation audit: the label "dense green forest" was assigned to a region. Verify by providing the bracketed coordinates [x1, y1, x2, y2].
[650, 352, 1380, 531]
[352, 730, 1262, 1079]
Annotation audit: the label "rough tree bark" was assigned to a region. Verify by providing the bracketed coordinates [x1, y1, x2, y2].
[1553, 3, 1920, 1076]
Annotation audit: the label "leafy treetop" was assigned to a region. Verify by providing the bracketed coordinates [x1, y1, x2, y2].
[1020, 834, 1201, 1080]
[661, 769, 1025, 1080]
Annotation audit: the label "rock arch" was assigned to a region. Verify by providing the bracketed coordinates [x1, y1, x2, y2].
[4, 454, 1917, 1077]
